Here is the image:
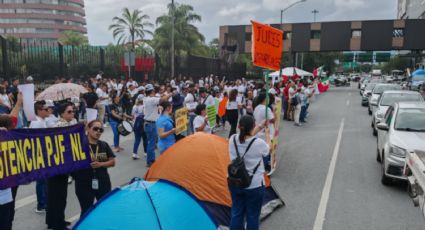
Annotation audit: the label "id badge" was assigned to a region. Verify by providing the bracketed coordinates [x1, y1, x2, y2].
[92, 179, 99, 190]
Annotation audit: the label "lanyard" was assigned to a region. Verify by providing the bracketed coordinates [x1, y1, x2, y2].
[89, 144, 99, 161]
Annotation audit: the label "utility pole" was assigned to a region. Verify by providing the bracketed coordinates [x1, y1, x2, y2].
[171, 0, 175, 79]
[312, 9, 319, 22]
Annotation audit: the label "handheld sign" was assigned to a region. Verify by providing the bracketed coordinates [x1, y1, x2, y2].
[251, 21, 284, 71]
[206, 105, 216, 127]
[175, 107, 188, 135]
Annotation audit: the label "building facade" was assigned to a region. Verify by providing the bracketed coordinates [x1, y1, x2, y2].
[0, 0, 87, 42]
[398, 0, 425, 19]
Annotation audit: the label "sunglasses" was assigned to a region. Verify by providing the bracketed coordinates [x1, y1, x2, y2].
[92, 127, 104, 133]
[66, 110, 75, 114]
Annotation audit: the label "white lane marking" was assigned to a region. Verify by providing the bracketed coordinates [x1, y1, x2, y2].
[313, 119, 345, 230]
[346, 100, 350, 106]
[15, 194, 37, 209]
[67, 214, 80, 223]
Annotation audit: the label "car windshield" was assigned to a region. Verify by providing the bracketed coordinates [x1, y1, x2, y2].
[412, 75, 425, 81]
[373, 85, 401, 94]
[365, 83, 376, 90]
[380, 94, 423, 106]
[395, 108, 425, 132]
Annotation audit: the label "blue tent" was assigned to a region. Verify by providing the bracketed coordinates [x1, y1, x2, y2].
[412, 69, 425, 76]
[73, 179, 216, 230]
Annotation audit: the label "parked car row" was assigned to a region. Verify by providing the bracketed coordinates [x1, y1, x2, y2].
[358, 78, 425, 186]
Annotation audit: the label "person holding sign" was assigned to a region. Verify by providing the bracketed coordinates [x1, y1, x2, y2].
[0, 92, 22, 230]
[74, 120, 115, 217]
[156, 101, 176, 154]
[46, 101, 77, 230]
[193, 104, 212, 134]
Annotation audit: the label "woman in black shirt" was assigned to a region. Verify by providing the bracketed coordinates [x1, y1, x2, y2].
[74, 120, 116, 216]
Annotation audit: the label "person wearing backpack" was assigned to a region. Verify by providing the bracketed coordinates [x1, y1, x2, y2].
[228, 115, 271, 230]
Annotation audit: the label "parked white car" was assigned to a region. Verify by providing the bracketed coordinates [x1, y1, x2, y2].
[376, 102, 425, 185]
[368, 83, 401, 115]
[372, 90, 423, 136]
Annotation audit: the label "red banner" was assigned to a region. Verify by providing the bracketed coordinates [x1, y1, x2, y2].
[120, 57, 155, 72]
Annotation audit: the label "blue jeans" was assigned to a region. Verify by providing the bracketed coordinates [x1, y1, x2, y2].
[133, 130, 147, 154]
[283, 100, 288, 120]
[109, 121, 120, 147]
[300, 105, 307, 122]
[36, 179, 47, 209]
[189, 114, 196, 134]
[145, 122, 157, 165]
[229, 185, 265, 230]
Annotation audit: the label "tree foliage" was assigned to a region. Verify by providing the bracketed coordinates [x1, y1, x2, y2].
[151, 3, 204, 68]
[109, 8, 153, 49]
[58, 30, 88, 46]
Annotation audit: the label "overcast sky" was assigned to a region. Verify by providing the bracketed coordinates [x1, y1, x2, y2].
[85, 0, 397, 46]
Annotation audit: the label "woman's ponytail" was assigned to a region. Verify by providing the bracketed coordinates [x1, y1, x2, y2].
[238, 115, 255, 143]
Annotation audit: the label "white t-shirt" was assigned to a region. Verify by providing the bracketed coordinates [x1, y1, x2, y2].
[29, 116, 47, 129]
[184, 93, 198, 114]
[237, 85, 246, 94]
[126, 81, 138, 88]
[117, 83, 124, 96]
[288, 87, 296, 99]
[200, 95, 215, 107]
[132, 105, 144, 118]
[129, 88, 139, 97]
[143, 96, 161, 122]
[226, 100, 239, 110]
[253, 104, 275, 141]
[199, 79, 204, 87]
[96, 88, 108, 105]
[229, 135, 269, 189]
[193, 115, 211, 134]
[46, 114, 59, 128]
[0, 94, 11, 108]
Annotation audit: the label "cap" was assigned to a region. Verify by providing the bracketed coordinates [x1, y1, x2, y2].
[268, 88, 277, 95]
[26, 76, 33, 82]
[145, 84, 154, 92]
[138, 86, 145, 91]
[45, 100, 55, 108]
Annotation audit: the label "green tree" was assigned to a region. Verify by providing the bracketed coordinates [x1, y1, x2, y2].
[58, 30, 88, 46]
[109, 8, 153, 50]
[152, 3, 204, 69]
[382, 56, 410, 74]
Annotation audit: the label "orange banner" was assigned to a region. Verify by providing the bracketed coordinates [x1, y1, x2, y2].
[251, 21, 284, 71]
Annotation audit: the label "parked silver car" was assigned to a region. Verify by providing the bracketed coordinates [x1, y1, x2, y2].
[376, 102, 425, 185]
[371, 90, 423, 136]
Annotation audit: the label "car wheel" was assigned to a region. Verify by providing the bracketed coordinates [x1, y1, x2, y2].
[368, 108, 372, 115]
[373, 128, 377, 136]
[381, 153, 392, 186]
[371, 119, 374, 128]
[376, 148, 381, 162]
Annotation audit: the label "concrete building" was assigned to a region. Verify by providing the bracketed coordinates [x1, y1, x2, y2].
[398, 0, 425, 19]
[0, 0, 87, 42]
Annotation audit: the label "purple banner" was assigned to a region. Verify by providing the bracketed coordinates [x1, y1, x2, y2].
[0, 124, 91, 189]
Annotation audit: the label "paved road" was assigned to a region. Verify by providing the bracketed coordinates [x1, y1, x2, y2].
[13, 85, 425, 229]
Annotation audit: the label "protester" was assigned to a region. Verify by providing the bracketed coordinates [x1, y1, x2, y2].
[74, 120, 115, 217]
[184, 84, 198, 134]
[228, 115, 270, 230]
[143, 84, 171, 167]
[156, 101, 176, 154]
[0, 85, 12, 114]
[109, 94, 132, 152]
[293, 88, 302, 126]
[226, 89, 240, 138]
[96, 84, 109, 126]
[193, 104, 212, 134]
[30, 101, 51, 213]
[46, 102, 77, 230]
[132, 98, 147, 159]
[0, 92, 22, 230]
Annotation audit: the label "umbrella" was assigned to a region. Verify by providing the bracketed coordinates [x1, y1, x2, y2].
[74, 179, 217, 230]
[36, 83, 87, 101]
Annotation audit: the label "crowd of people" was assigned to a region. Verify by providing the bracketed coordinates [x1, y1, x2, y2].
[0, 72, 321, 230]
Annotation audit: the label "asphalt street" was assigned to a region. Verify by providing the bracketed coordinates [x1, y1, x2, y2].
[12, 85, 425, 230]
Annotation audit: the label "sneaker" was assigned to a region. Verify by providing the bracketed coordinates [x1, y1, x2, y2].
[67, 176, 73, 184]
[132, 154, 140, 160]
[294, 123, 301, 127]
[35, 207, 46, 213]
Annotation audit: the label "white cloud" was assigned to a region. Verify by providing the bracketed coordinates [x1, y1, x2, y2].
[218, 3, 260, 17]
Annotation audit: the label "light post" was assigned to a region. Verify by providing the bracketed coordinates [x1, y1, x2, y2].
[279, 0, 307, 78]
[312, 9, 319, 22]
[171, 0, 175, 79]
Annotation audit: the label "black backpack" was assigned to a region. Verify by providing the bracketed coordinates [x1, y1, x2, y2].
[227, 136, 260, 188]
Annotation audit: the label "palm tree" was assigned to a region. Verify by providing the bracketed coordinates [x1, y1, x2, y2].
[58, 30, 88, 46]
[109, 8, 153, 50]
[152, 3, 204, 70]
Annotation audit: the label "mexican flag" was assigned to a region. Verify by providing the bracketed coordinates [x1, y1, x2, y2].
[318, 76, 330, 93]
[313, 66, 324, 77]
